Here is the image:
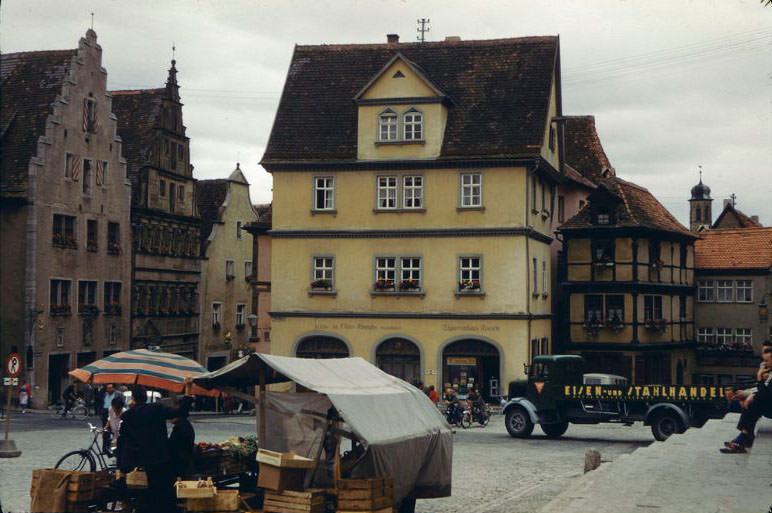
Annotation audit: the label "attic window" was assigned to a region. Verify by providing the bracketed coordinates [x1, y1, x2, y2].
[378, 109, 398, 141]
[403, 109, 423, 141]
[595, 205, 612, 225]
[392, 70, 405, 78]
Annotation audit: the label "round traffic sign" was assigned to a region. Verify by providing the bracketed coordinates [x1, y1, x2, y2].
[6, 354, 20, 378]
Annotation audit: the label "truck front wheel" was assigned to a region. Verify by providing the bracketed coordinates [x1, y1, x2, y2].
[541, 421, 569, 439]
[650, 411, 685, 441]
[505, 407, 534, 438]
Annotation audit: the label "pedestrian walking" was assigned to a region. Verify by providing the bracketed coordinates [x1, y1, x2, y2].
[18, 383, 30, 413]
[428, 385, 439, 404]
[100, 384, 116, 449]
[168, 413, 195, 479]
[105, 395, 124, 456]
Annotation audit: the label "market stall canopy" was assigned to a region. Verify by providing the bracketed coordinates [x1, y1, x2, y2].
[70, 349, 217, 396]
[194, 353, 452, 502]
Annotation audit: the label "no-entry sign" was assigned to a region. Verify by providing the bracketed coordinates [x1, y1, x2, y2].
[5, 354, 20, 378]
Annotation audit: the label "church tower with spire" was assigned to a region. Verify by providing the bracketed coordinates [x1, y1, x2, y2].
[689, 167, 712, 232]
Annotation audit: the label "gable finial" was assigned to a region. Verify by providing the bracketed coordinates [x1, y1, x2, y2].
[90, 12, 94, 30]
[698, 164, 702, 183]
[730, 192, 737, 208]
[172, 43, 176, 66]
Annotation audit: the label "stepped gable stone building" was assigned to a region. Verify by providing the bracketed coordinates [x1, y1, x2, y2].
[0, 30, 132, 407]
[693, 227, 772, 385]
[197, 165, 257, 369]
[559, 175, 698, 384]
[110, 60, 201, 359]
[262, 34, 563, 400]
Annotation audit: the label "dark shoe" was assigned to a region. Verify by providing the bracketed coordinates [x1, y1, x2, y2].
[720, 442, 748, 453]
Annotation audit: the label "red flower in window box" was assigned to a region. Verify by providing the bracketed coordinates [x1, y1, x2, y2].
[458, 279, 481, 291]
[374, 279, 395, 291]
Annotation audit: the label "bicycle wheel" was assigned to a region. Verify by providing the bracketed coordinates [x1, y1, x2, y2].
[72, 405, 89, 421]
[56, 450, 96, 472]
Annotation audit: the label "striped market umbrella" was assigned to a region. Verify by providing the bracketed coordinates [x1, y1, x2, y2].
[70, 349, 217, 396]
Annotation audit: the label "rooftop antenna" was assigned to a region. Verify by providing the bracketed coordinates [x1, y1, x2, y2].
[90, 12, 94, 30]
[417, 18, 430, 42]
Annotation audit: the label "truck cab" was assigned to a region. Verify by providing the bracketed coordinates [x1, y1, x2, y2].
[502, 355, 727, 441]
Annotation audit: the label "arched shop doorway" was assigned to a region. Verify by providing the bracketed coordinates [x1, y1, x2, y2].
[295, 335, 350, 359]
[375, 338, 421, 384]
[442, 339, 501, 402]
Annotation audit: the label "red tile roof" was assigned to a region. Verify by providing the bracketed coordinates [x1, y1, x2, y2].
[711, 203, 764, 229]
[695, 227, 772, 269]
[563, 115, 612, 184]
[1, 49, 77, 198]
[262, 36, 559, 164]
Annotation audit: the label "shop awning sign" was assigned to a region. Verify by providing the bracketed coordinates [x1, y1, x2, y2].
[447, 357, 477, 366]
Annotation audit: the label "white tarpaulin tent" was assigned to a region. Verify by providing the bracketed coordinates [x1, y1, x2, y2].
[194, 353, 452, 503]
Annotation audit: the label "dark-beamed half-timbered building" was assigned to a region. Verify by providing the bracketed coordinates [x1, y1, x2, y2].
[559, 175, 698, 384]
[110, 60, 202, 360]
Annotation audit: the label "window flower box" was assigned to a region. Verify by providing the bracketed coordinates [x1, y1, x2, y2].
[52, 234, 77, 249]
[107, 242, 122, 255]
[226, 274, 235, 281]
[605, 319, 624, 330]
[398, 279, 421, 291]
[374, 279, 395, 291]
[644, 318, 667, 331]
[310, 279, 333, 290]
[458, 279, 481, 291]
[78, 304, 99, 316]
[50, 304, 72, 316]
[593, 255, 614, 267]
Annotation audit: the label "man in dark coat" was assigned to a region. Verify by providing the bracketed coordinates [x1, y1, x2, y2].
[168, 414, 195, 480]
[721, 347, 772, 453]
[118, 384, 192, 513]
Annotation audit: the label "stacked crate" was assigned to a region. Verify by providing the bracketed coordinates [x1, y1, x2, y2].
[30, 469, 98, 513]
[336, 478, 394, 513]
[263, 489, 326, 513]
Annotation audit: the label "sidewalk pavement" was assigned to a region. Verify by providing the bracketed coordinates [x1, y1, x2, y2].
[540, 413, 772, 513]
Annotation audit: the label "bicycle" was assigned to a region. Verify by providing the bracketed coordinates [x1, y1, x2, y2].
[53, 397, 90, 421]
[55, 423, 115, 472]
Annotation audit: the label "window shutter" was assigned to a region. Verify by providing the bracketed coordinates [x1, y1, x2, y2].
[95, 160, 103, 185]
[71, 154, 81, 181]
[82, 98, 88, 132]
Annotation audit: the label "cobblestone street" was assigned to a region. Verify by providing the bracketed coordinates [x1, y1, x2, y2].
[0, 411, 652, 513]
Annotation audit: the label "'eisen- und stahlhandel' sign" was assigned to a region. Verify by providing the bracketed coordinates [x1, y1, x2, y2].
[563, 384, 726, 402]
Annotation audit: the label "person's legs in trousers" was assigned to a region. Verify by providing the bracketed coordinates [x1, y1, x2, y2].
[723, 397, 772, 453]
[142, 463, 176, 513]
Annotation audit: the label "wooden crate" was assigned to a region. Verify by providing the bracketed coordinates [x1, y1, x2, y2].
[176, 478, 217, 498]
[31, 469, 97, 503]
[263, 489, 325, 513]
[336, 478, 393, 511]
[185, 489, 239, 512]
[257, 449, 315, 469]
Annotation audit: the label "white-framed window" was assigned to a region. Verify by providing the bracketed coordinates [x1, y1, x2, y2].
[312, 256, 335, 289]
[77, 280, 97, 313]
[378, 110, 398, 141]
[736, 328, 752, 348]
[236, 221, 242, 239]
[542, 260, 548, 296]
[697, 280, 714, 302]
[376, 176, 398, 209]
[403, 175, 423, 209]
[64, 152, 74, 179]
[236, 303, 246, 326]
[697, 327, 714, 344]
[736, 280, 753, 303]
[532, 258, 538, 295]
[403, 109, 423, 141]
[460, 172, 482, 207]
[399, 257, 422, 290]
[313, 176, 335, 210]
[244, 261, 253, 279]
[82, 158, 92, 195]
[458, 256, 482, 291]
[375, 257, 397, 290]
[225, 260, 235, 280]
[715, 327, 732, 346]
[716, 280, 734, 303]
[50, 279, 72, 314]
[211, 302, 222, 327]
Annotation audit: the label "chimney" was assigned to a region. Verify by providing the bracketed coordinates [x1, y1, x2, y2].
[751, 215, 760, 223]
[387, 34, 399, 44]
[445, 36, 462, 41]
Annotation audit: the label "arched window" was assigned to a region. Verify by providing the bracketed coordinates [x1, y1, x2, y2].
[378, 109, 397, 141]
[403, 108, 423, 141]
[296, 336, 349, 359]
[695, 207, 701, 222]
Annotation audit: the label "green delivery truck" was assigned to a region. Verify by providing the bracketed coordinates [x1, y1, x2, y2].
[502, 355, 728, 441]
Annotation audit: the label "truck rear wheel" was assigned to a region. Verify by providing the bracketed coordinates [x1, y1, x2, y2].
[541, 421, 569, 439]
[505, 407, 534, 438]
[651, 411, 685, 441]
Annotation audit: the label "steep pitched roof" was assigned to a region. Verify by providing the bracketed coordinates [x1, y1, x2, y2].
[254, 203, 272, 227]
[262, 36, 559, 164]
[1, 49, 77, 199]
[695, 227, 772, 270]
[563, 115, 612, 184]
[109, 88, 165, 184]
[560, 176, 693, 237]
[711, 202, 763, 229]
[196, 179, 228, 243]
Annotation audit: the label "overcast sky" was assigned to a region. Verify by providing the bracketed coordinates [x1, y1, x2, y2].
[2, 0, 770, 225]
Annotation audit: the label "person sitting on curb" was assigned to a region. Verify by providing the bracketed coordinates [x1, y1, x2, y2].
[721, 346, 772, 453]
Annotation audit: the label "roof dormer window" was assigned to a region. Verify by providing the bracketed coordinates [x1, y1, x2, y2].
[403, 109, 423, 141]
[378, 109, 398, 141]
[594, 205, 612, 225]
